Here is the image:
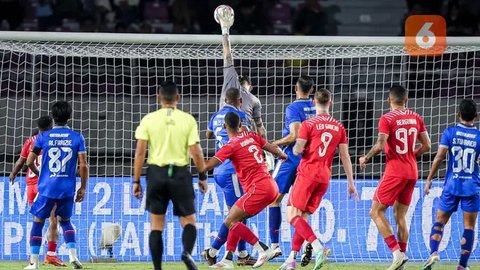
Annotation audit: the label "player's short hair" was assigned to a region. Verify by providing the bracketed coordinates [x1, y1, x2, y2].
[389, 85, 408, 105]
[239, 75, 251, 87]
[224, 111, 241, 129]
[51, 101, 72, 125]
[159, 80, 179, 103]
[225, 87, 240, 102]
[459, 99, 477, 121]
[37, 116, 53, 131]
[314, 88, 331, 105]
[297, 75, 314, 94]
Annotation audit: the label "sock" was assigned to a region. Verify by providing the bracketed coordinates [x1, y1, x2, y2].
[212, 223, 229, 250]
[30, 221, 45, 256]
[429, 222, 444, 254]
[398, 242, 407, 253]
[238, 250, 248, 258]
[60, 220, 76, 246]
[459, 229, 474, 268]
[253, 241, 269, 253]
[292, 231, 305, 252]
[393, 249, 402, 260]
[227, 223, 259, 252]
[287, 251, 298, 262]
[290, 216, 317, 244]
[237, 220, 248, 252]
[182, 224, 197, 255]
[47, 241, 57, 256]
[269, 206, 281, 245]
[208, 248, 219, 258]
[311, 239, 323, 253]
[149, 230, 163, 270]
[384, 234, 400, 253]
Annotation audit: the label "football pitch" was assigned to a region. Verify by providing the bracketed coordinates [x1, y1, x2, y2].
[0, 262, 469, 270]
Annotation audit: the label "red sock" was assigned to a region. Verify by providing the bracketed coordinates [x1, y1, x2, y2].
[399, 242, 407, 253]
[290, 216, 317, 243]
[47, 241, 57, 254]
[292, 231, 305, 252]
[384, 235, 400, 252]
[227, 223, 259, 252]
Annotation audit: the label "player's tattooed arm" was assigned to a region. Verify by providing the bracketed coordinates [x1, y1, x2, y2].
[204, 157, 222, 172]
[415, 132, 431, 158]
[359, 133, 388, 169]
[26, 148, 40, 176]
[254, 117, 267, 138]
[206, 130, 214, 139]
[424, 146, 448, 195]
[293, 139, 307, 156]
[263, 142, 287, 161]
[273, 122, 301, 146]
[222, 34, 234, 67]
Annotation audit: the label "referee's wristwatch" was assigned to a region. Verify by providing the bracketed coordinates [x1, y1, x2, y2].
[198, 172, 207, 181]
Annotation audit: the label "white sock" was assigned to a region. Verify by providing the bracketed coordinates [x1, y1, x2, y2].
[68, 248, 78, 262]
[253, 241, 266, 253]
[287, 251, 298, 262]
[30, 254, 39, 265]
[238, 250, 248, 258]
[46, 251, 56, 256]
[311, 239, 323, 253]
[271, 243, 279, 249]
[209, 248, 219, 258]
[393, 250, 402, 260]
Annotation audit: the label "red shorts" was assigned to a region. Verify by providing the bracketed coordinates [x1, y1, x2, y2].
[374, 176, 417, 206]
[27, 184, 38, 206]
[235, 179, 278, 216]
[288, 176, 329, 214]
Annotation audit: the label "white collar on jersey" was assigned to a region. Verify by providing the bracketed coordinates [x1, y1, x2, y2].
[53, 125, 70, 129]
[458, 123, 477, 129]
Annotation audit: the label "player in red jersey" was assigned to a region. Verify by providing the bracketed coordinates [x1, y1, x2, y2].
[203, 111, 287, 269]
[279, 89, 358, 270]
[359, 86, 431, 270]
[9, 116, 66, 267]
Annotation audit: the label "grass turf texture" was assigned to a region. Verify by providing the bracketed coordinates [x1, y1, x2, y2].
[0, 262, 471, 270]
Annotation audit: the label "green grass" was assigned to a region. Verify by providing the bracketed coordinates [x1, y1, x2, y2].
[0, 262, 471, 270]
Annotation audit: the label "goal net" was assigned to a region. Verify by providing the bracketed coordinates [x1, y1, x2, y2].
[0, 33, 479, 263]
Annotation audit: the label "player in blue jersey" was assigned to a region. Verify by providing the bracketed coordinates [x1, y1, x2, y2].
[202, 87, 257, 266]
[25, 101, 88, 270]
[423, 99, 480, 270]
[268, 76, 316, 260]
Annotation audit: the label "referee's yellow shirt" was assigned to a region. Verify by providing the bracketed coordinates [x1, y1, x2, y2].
[135, 108, 200, 167]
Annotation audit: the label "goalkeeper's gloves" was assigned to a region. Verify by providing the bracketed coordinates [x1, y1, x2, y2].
[218, 8, 234, 35]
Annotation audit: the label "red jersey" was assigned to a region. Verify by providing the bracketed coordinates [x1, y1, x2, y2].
[297, 114, 347, 183]
[378, 109, 427, 179]
[214, 131, 273, 191]
[20, 135, 41, 186]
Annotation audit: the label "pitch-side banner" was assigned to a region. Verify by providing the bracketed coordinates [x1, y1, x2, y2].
[0, 177, 477, 262]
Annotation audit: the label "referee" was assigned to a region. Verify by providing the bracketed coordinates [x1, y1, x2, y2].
[132, 81, 208, 270]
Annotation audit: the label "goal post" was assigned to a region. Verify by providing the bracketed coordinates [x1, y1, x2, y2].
[0, 32, 479, 263]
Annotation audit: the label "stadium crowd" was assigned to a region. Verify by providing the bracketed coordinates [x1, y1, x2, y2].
[0, 0, 478, 35]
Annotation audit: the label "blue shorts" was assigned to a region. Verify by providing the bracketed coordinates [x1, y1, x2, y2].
[214, 174, 243, 207]
[272, 157, 300, 194]
[30, 195, 74, 219]
[437, 191, 480, 213]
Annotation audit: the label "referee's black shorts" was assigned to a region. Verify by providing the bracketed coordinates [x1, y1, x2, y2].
[146, 165, 195, 216]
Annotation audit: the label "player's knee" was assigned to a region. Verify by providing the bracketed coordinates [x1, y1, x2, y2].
[180, 215, 196, 228]
[369, 208, 378, 219]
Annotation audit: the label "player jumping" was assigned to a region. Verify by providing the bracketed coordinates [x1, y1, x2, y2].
[25, 101, 88, 270]
[423, 99, 480, 270]
[268, 76, 316, 260]
[9, 116, 66, 267]
[280, 89, 358, 270]
[202, 87, 256, 266]
[204, 111, 287, 269]
[359, 86, 431, 270]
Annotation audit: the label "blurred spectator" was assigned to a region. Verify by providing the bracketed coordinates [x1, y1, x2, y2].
[37, 0, 56, 31]
[234, 0, 268, 35]
[80, 17, 98, 32]
[0, 0, 23, 30]
[113, 0, 139, 29]
[445, 1, 477, 36]
[294, 0, 326, 35]
[170, 0, 192, 33]
[54, 0, 83, 20]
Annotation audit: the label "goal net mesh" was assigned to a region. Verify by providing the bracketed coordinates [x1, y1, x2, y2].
[0, 38, 480, 263]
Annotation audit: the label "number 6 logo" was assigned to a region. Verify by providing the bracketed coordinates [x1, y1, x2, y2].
[405, 15, 446, 56]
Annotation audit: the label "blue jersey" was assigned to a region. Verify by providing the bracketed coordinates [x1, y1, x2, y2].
[34, 126, 87, 199]
[440, 124, 480, 196]
[282, 99, 316, 154]
[208, 105, 250, 175]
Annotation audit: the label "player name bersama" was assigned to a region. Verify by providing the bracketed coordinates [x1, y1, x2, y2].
[316, 124, 339, 132]
[48, 140, 73, 146]
[240, 138, 255, 147]
[396, 119, 417, 125]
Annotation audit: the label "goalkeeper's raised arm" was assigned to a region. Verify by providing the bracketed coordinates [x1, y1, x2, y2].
[216, 5, 266, 138]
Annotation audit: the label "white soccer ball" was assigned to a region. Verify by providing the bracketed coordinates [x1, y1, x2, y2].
[214, 5, 234, 25]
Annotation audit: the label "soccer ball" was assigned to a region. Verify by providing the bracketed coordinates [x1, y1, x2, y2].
[214, 5, 234, 25]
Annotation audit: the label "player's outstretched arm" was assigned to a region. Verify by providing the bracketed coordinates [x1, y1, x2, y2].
[189, 143, 208, 193]
[132, 139, 147, 199]
[424, 146, 448, 195]
[339, 144, 359, 201]
[414, 132, 431, 158]
[9, 156, 26, 184]
[222, 33, 234, 67]
[359, 133, 388, 170]
[262, 142, 287, 161]
[217, 6, 235, 67]
[204, 157, 222, 172]
[76, 153, 89, 202]
[293, 139, 307, 156]
[26, 151, 40, 176]
[273, 122, 301, 146]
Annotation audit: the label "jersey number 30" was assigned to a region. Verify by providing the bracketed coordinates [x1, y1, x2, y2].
[48, 147, 73, 173]
[451, 146, 476, 173]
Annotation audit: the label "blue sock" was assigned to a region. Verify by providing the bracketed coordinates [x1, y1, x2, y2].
[30, 221, 45, 255]
[269, 206, 281, 244]
[60, 220, 76, 247]
[212, 223, 229, 250]
[237, 220, 247, 252]
[429, 222, 444, 254]
[459, 229, 474, 267]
